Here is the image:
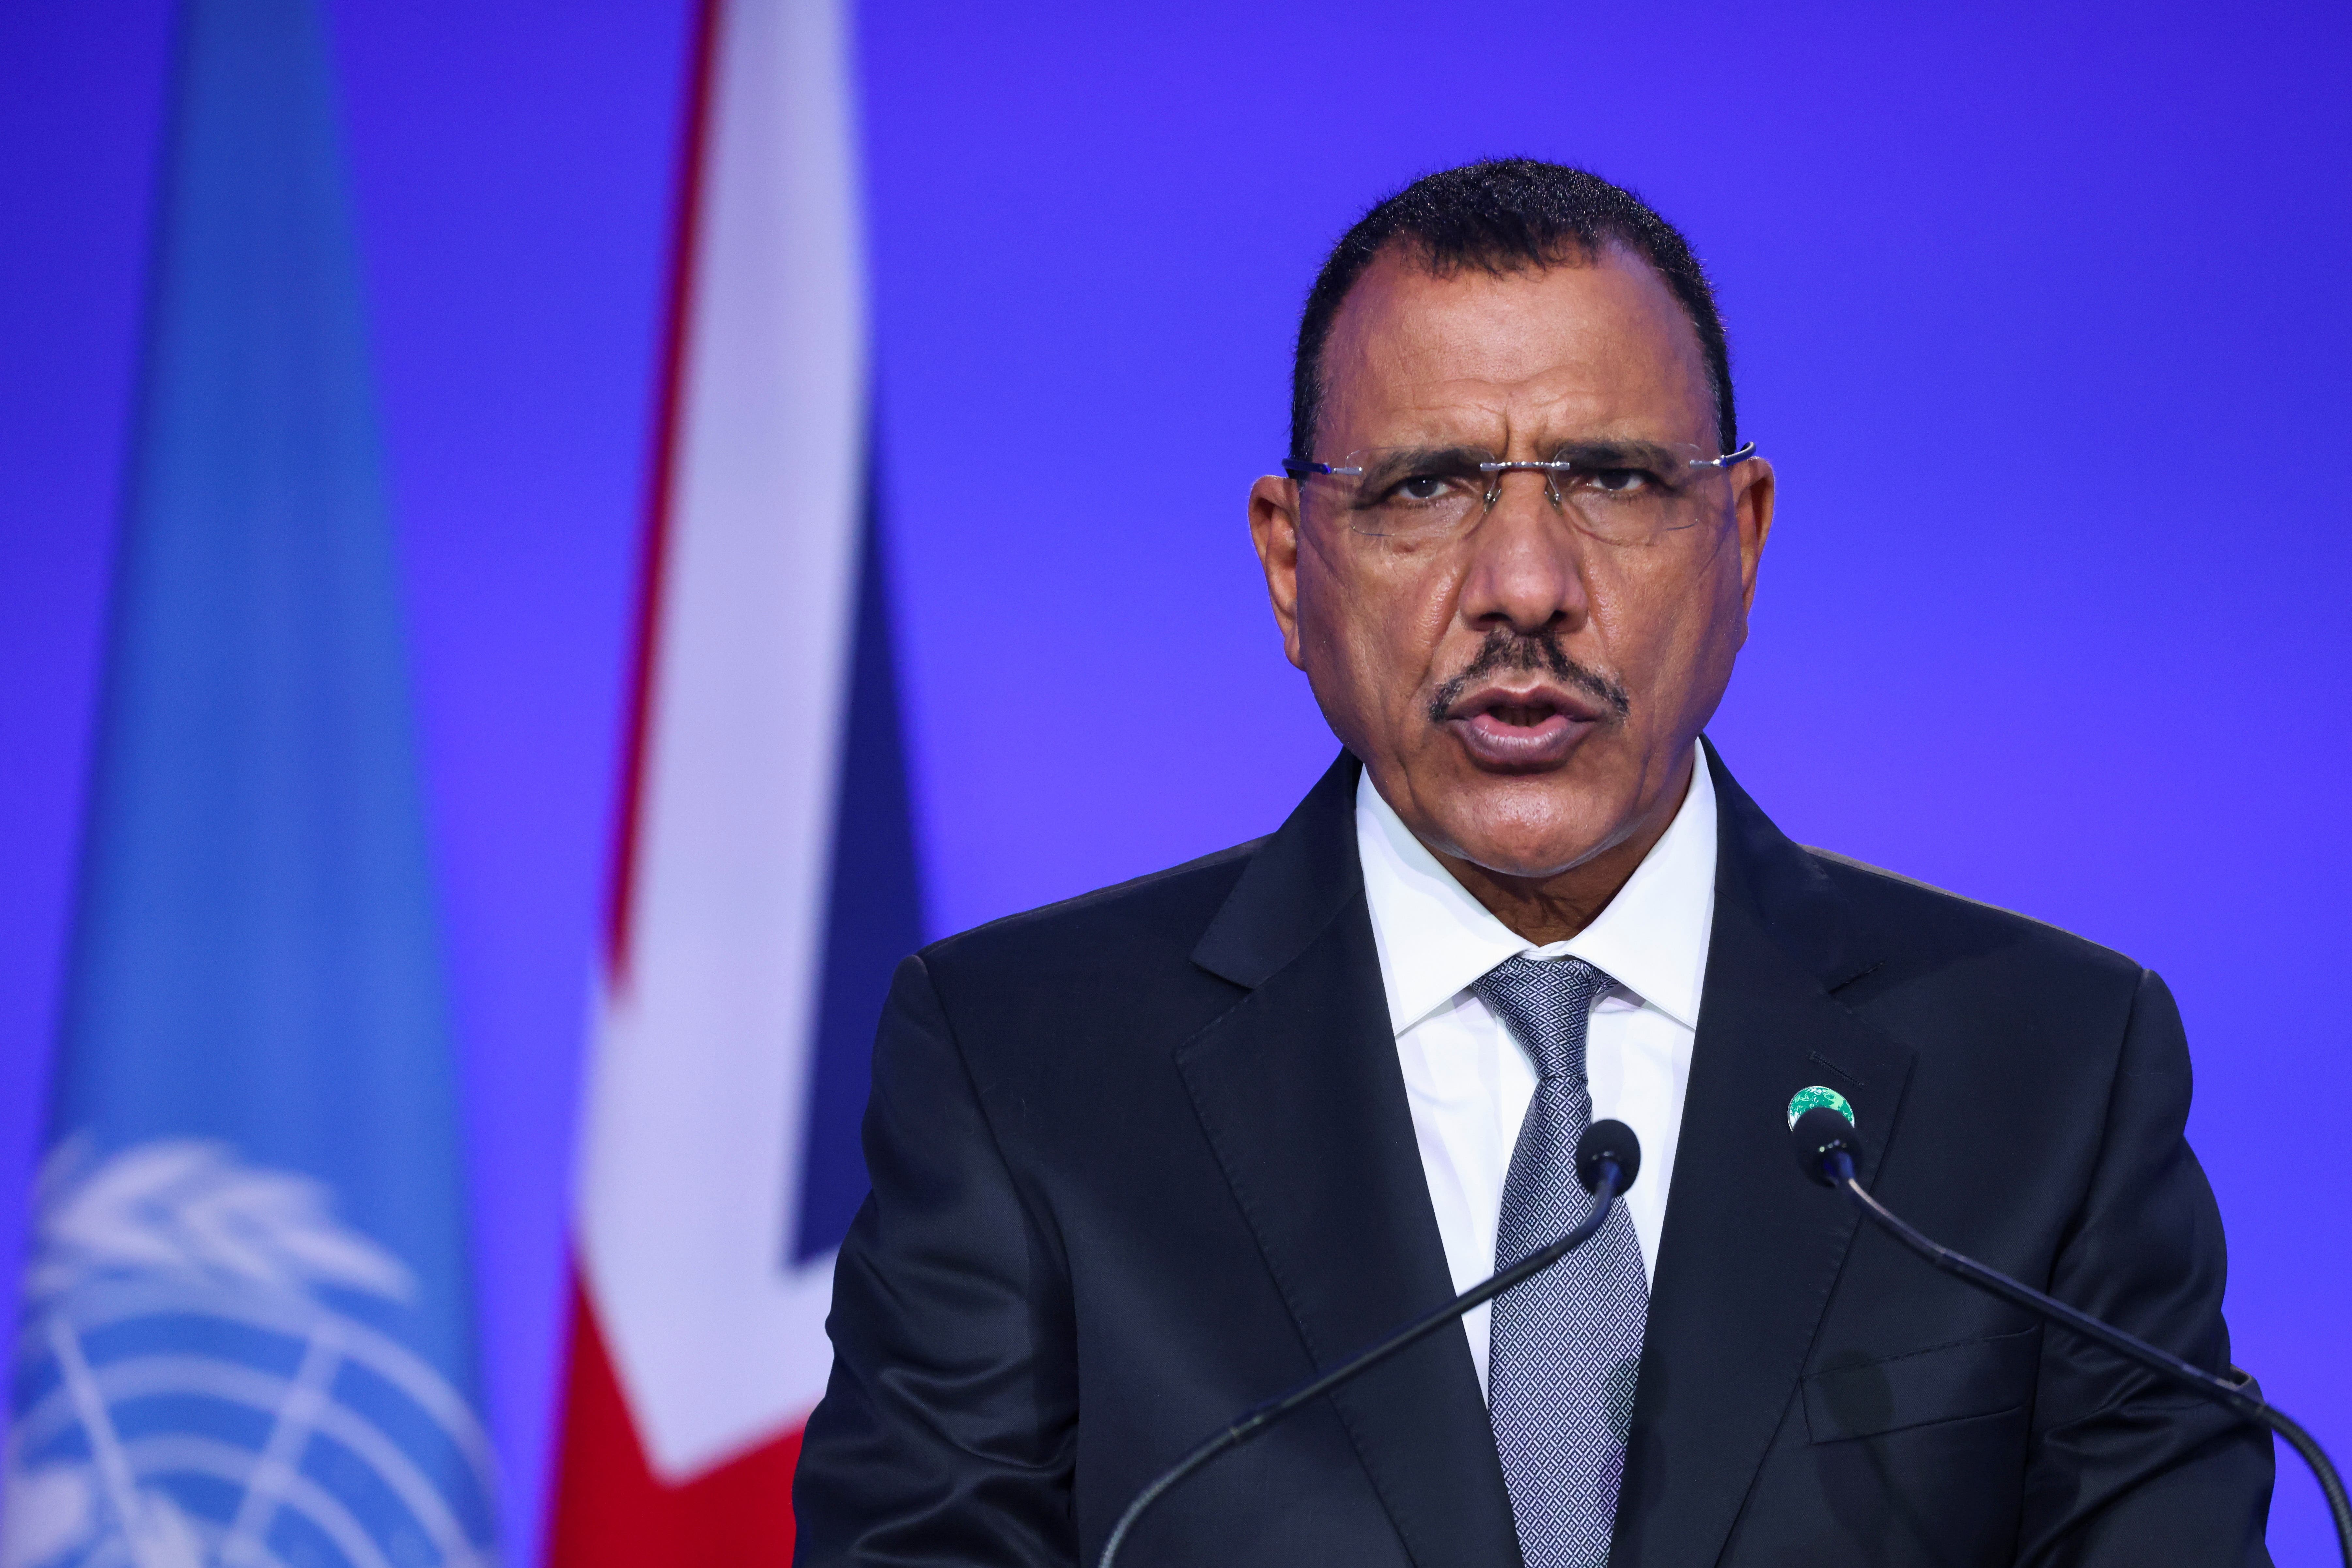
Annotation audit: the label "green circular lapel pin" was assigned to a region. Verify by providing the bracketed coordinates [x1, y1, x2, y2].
[1787, 1084, 1857, 1129]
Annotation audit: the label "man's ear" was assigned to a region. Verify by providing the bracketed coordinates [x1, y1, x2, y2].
[1249, 475, 1307, 671]
[1732, 457, 1775, 618]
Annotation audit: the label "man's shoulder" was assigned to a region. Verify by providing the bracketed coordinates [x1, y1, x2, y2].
[1801, 843, 2145, 993]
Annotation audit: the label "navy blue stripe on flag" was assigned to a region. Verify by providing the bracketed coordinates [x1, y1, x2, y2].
[793, 447, 924, 1264]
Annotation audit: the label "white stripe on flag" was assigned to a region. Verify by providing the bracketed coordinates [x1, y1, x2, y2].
[576, 0, 867, 1483]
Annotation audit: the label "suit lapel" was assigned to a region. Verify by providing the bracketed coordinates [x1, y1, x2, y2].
[1180, 753, 1521, 1568]
[1613, 745, 1916, 1568]
[1177, 745, 1912, 1568]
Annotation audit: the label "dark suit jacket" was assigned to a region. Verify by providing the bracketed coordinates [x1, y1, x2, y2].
[794, 744, 2273, 1566]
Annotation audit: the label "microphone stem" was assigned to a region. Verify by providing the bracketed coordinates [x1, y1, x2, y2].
[1094, 1165, 1627, 1568]
[1833, 1162, 2352, 1567]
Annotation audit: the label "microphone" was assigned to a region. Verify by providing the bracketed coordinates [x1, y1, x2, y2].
[1095, 1119, 1643, 1568]
[1787, 1099, 2352, 1567]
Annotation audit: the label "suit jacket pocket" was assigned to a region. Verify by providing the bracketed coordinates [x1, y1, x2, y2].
[1803, 1328, 2039, 1443]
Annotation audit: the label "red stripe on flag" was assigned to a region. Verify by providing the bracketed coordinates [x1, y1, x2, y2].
[546, 1277, 802, 1568]
[602, 0, 721, 986]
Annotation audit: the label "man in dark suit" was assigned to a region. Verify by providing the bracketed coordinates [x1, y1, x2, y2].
[793, 160, 2273, 1565]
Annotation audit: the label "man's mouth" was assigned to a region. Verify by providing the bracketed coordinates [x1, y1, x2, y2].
[1422, 629, 1630, 769]
[1442, 683, 1606, 768]
[1481, 699, 1571, 729]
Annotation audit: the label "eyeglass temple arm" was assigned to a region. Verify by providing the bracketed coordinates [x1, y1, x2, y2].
[1283, 442, 1757, 478]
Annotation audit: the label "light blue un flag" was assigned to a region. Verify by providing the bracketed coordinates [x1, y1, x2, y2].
[3, 3, 499, 1567]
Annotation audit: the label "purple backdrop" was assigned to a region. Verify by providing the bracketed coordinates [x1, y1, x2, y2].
[4, 1, 2346, 1560]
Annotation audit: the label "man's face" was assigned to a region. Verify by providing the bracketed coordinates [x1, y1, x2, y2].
[1250, 244, 1774, 882]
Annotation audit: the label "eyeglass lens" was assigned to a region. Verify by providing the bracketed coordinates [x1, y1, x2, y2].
[1305, 442, 1733, 543]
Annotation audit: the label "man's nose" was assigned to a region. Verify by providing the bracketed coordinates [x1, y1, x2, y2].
[1459, 469, 1589, 635]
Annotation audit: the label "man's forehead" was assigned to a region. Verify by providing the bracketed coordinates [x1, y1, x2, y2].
[1317, 244, 1713, 447]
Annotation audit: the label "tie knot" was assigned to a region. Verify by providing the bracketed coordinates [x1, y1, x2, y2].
[1472, 954, 1612, 1081]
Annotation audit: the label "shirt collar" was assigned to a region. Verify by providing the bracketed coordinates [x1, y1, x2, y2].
[1354, 741, 1719, 1036]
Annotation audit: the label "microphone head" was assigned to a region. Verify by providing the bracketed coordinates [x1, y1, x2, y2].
[1789, 1103, 1867, 1186]
[1575, 1119, 1642, 1196]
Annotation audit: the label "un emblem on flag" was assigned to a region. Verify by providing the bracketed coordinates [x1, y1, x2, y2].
[3, 1141, 499, 1568]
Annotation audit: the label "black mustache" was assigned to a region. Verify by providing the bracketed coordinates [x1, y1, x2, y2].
[1426, 631, 1631, 724]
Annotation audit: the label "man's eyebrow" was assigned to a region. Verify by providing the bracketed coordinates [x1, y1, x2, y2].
[1542, 438, 1682, 466]
[1356, 443, 1490, 474]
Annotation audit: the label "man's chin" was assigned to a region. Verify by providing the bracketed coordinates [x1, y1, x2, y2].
[1415, 796, 1632, 884]
[1446, 838, 1621, 883]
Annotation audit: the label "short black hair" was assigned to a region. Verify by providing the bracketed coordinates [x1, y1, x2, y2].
[1288, 159, 1735, 461]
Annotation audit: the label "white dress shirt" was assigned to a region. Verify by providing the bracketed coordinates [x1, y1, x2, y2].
[1355, 744, 1718, 1391]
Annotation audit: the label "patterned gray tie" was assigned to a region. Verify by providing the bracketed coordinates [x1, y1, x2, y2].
[1472, 954, 1647, 1568]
